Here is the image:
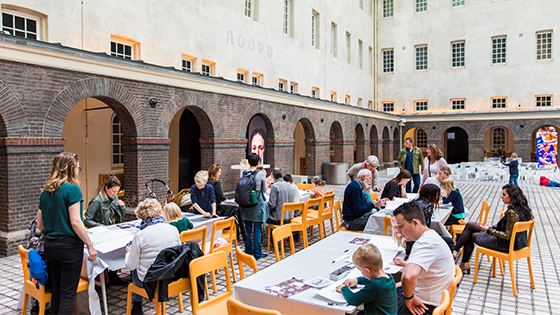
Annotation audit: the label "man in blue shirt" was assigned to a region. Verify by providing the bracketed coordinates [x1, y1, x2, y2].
[398, 138, 423, 193]
[342, 169, 387, 231]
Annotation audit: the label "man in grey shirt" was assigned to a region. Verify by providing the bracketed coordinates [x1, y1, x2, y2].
[267, 169, 295, 225]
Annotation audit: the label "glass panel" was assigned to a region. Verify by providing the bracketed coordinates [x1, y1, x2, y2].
[125, 45, 131, 56]
[2, 13, 13, 28]
[15, 30, 25, 37]
[113, 135, 120, 143]
[28, 33, 36, 40]
[113, 145, 120, 154]
[113, 124, 120, 134]
[113, 155, 120, 164]
[111, 42, 116, 53]
[14, 16, 24, 31]
[117, 43, 123, 54]
[27, 19, 36, 33]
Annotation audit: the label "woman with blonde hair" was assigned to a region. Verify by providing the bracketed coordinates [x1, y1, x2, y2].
[421, 144, 448, 186]
[440, 179, 465, 226]
[163, 202, 193, 233]
[37, 152, 97, 315]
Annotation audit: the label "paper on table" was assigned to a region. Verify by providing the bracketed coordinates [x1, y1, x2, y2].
[316, 268, 362, 303]
[86, 226, 110, 238]
[94, 229, 137, 254]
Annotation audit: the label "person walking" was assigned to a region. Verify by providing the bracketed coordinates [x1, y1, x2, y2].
[502, 152, 519, 186]
[398, 138, 423, 193]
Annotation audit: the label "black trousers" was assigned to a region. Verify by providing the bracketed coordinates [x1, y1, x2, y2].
[397, 287, 436, 315]
[44, 237, 84, 315]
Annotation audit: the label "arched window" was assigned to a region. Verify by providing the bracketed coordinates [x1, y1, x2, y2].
[112, 115, 123, 167]
[493, 127, 506, 150]
[416, 128, 427, 148]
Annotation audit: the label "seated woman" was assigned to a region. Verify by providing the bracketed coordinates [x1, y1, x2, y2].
[380, 170, 411, 201]
[440, 179, 465, 225]
[163, 202, 193, 234]
[84, 175, 126, 228]
[423, 166, 451, 188]
[190, 171, 218, 217]
[453, 184, 533, 274]
[125, 198, 181, 314]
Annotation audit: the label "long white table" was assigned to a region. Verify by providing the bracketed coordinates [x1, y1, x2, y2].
[233, 232, 403, 315]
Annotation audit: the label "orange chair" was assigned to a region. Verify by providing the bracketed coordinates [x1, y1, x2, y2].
[324, 190, 334, 195]
[266, 202, 306, 250]
[383, 216, 392, 236]
[210, 217, 237, 292]
[272, 224, 296, 262]
[433, 290, 450, 315]
[235, 243, 258, 280]
[370, 192, 378, 201]
[292, 197, 325, 244]
[473, 219, 535, 296]
[446, 265, 463, 315]
[451, 201, 490, 240]
[226, 298, 281, 315]
[180, 226, 209, 299]
[190, 252, 232, 315]
[336, 198, 363, 233]
[297, 183, 313, 190]
[19, 245, 89, 315]
[317, 194, 335, 237]
[333, 200, 343, 232]
[126, 277, 191, 315]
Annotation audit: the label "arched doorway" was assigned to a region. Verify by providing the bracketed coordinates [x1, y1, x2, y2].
[294, 118, 316, 175]
[330, 121, 343, 162]
[404, 127, 428, 156]
[354, 124, 365, 164]
[369, 125, 378, 157]
[445, 127, 469, 164]
[531, 125, 559, 165]
[382, 127, 390, 162]
[393, 127, 400, 160]
[484, 126, 513, 158]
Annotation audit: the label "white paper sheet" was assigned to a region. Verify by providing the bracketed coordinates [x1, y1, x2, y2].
[316, 269, 362, 303]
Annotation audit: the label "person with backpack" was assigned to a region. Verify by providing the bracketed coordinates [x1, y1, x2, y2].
[236, 153, 268, 259]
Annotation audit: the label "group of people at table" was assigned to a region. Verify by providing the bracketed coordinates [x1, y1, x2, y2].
[30, 141, 534, 315]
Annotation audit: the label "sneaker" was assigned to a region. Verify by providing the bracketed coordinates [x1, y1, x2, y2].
[255, 253, 268, 260]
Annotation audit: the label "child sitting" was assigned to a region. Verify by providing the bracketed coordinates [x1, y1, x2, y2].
[423, 166, 451, 188]
[163, 202, 193, 233]
[336, 244, 397, 315]
[308, 176, 326, 199]
[440, 179, 465, 226]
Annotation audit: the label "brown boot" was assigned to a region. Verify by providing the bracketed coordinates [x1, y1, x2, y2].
[459, 262, 470, 274]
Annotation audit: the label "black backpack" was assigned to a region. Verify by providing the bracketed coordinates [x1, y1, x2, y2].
[235, 170, 259, 207]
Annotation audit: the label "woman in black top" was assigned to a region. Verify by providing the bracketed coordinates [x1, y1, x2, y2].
[380, 170, 411, 200]
[208, 164, 226, 205]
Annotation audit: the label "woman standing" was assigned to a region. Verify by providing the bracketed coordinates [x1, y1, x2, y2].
[453, 184, 533, 273]
[421, 144, 448, 186]
[37, 152, 97, 315]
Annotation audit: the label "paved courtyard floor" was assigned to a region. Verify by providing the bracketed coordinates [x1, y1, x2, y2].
[1, 170, 559, 314]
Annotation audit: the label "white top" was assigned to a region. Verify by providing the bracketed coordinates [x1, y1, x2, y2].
[429, 163, 438, 177]
[423, 176, 440, 187]
[124, 223, 181, 281]
[407, 229, 455, 306]
[290, 183, 300, 203]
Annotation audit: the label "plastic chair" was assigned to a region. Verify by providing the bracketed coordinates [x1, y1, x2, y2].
[272, 224, 296, 262]
[383, 216, 392, 236]
[190, 252, 232, 315]
[297, 183, 313, 190]
[433, 290, 450, 315]
[451, 201, 489, 240]
[324, 190, 334, 195]
[180, 226, 209, 299]
[292, 197, 325, 244]
[266, 202, 306, 250]
[235, 243, 258, 280]
[226, 298, 281, 315]
[126, 277, 191, 315]
[333, 200, 343, 232]
[446, 265, 463, 315]
[210, 217, 237, 292]
[318, 194, 335, 237]
[18, 245, 89, 315]
[370, 192, 378, 201]
[473, 219, 535, 296]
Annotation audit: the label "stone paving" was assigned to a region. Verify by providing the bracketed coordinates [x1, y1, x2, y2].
[1, 170, 559, 314]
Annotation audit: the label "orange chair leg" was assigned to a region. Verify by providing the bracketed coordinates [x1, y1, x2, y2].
[509, 259, 517, 296]
[229, 253, 237, 283]
[492, 257, 497, 277]
[177, 292, 184, 312]
[473, 252, 480, 283]
[21, 294, 29, 315]
[267, 226, 272, 251]
[126, 289, 133, 315]
[527, 257, 536, 289]
[211, 270, 217, 293]
[498, 259, 505, 276]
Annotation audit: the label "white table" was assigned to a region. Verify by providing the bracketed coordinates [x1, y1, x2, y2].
[233, 232, 403, 315]
[86, 213, 224, 315]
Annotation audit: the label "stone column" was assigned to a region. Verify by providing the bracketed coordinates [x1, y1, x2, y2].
[305, 139, 329, 176]
[513, 138, 532, 162]
[468, 138, 485, 162]
[356, 139, 368, 162]
[268, 139, 295, 176]
[342, 140, 355, 165]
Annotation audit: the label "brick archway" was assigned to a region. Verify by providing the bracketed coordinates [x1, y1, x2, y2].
[330, 121, 344, 163]
[0, 80, 29, 137]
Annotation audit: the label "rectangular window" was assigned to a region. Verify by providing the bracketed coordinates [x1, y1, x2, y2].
[492, 97, 507, 109]
[111, 42, 132, 60]
[383, 49, 394, 73]
[536, 95, 552, 107]
[311, 87, 319, 98]
[357, 98, 363, 107]
[331, 22, 338, 57]
[358, 40, 364, 69]
[415, 45, 428, 70]
[383, 102, 394, 112]
[112, 115, 123, 166]
[237, 73, 245, 82]
[416, 0, 427, 12]
[345, 95, 351, 105]
[536, 31, 553, 60]
[245, 0, 252, 17]
[368, 100, 373, 109]
[182, 59, 192, 72]
[1, 11, 38, 39]
[346, 32, 351, 64]
[415, 101, 428, 111]
[279, 79, 287, 91]
[201, 63, 211, 76]
[252, 73, 262, 86]
[290, 82, 298, 93]
[331, 92, 337, 102]
[383, 0, 394, 18]
[492, 36, 507, 64]
[451, 41, 465, 67]
[452, 0, 465, 7]
[311, 10, 320, 48]
[359, 0, 364, 9]
[283, 0, 289, 34]
[451, 99, 465, 110]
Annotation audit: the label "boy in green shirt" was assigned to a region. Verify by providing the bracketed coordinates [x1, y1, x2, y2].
[336, 244, 397, 315]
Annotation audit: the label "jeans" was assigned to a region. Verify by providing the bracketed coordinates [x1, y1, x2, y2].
[244, 220, 264, 258]
[131, 269, 145, 302]
[509, 174, 519, 186]
[548, 181, 560, 187]
[44, 237, 84, 315]
[406, 174, 421, 193]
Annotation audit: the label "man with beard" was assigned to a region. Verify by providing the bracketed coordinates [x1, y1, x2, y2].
[342, 169, 387, 231]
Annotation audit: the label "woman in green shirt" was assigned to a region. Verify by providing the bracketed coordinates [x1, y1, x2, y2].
[37, 152, 97, 315]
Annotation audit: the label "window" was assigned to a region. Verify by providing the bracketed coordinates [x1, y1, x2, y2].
[290, 82, 298, 93]
[359, 0, 364, 9]
[237, 69, 249, 83]
[283, 0, 289, 34]
[244, 0, 258, 20]
[357, 98, 363, 107]
[452, 0, 465, 7]
[358, 40, 364, 69]
[283, 0, 293, 37]
[368, 46, 373, 74]
[383, 0, 394, 18]
[383, 49, 394, 73]
[492, 127, 506, 150]
[416, 0, 427, 12]
[110, 35, 140, 60]
[492, 97, 507, 109]
[345, 95, 351, 105]
[112, 115, 123, 166]
[331, 22, 338, 57]
[383, 102, 394, 112]
[181, 54, 196, 72]
[1, 10, 39, 39]
[492, 36, 507, 64]
[415, 45, 428, 70]
[279, 79, 287, 91]
[311, 87, 319, 98]
[202, 60, 215, 76]
[451, 99, 465, 110]
[346, 32, 351, 64]
[245, 0, 252, 17]
[311, 10, 320, 48]
[451, 41, 465, 67]
[252, 73, 263, 86]
[416, 129, 427, 148]
[536, 95, 552, 107]
[331, 91, 337, 102]
[111, 42, 132, 59]
[415, 100, 428, 111]
[368, 100, 373, 109]
[536, 31, 552, 61]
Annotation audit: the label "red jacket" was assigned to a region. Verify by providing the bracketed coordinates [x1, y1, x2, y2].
[540, 176, 550, 186]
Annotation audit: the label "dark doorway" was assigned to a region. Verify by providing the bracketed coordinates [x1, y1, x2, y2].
[179, 109, 201, 190]
[446, 127, 469, 164]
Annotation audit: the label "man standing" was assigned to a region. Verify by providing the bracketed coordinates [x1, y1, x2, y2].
[342, 169, 387, 231]
[346, 155, 382, 192]
[393, 202, 455, 315]
[267, 169, 295, 225]
[398, 138, 423, 193]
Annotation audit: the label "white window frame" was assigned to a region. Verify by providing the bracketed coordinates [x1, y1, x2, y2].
[452, 0, 465, 7]
[382, 48, 394, 73]
[111, 114, 123, 168]
[345, 95, 351, 105]
[290, 82, 298, 93]
[1, 9, 40, 40]
[201, 60, 215, 76]
[245, 0, 252, 17]
[536, 31, 553, 61]
[536, 95, 552, 107]
[416, 0, 427, 13]
[358, 39, 364, 69]
[383, 0, 394, 18]
[357, 98, 363, 107]
[451, 41, 465, 68]
[451, 99, 465, 110]
[111, 41, 133, 60]
[491, 97, 507, 109]
[182, 59, 192, 72]
[331, 92, 337, 102]
[237, 73, 246, 82]
[492, 127, 506, 150]
[311, 10, 320, 49]
[415, 45, 428, 71]
[383, 102, 394, 112]
[283, 0, 289, 34]
[279, 79, 287, 91]
[492, 36, 507, 64]
[252, 73, 263, 86]
[368, 100, 373, 109]
[415, 100, 428, 111]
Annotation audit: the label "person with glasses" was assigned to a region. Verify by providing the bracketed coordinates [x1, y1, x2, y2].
[346, 155, 382, 192]
[420, 144, 448, 188]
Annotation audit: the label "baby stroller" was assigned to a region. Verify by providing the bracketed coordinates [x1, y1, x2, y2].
[145, 179, 174, 206]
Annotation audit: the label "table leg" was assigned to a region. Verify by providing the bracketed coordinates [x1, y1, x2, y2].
[100, 270, 109, 315]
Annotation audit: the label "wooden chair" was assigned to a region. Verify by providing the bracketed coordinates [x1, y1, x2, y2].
[292, 197, 325, 244]
[18, 245, 89, 315]
[473, 219, 535, 296]
[336, 198, 363, 233]
[266, 202, 306, 250]
[226, 298, 281, 315]
[190, 252, 232, 315]
[324, 189, 334, 195]
[272, 224, 296, 262]
[297, 183, 313, 190]
[180, 226, 209, 299]
[451, 201, 490, 240]
[318, 193, 335, 237]
[333, 200, 343, 233]
[235, 243, 258, 280]
[446, 265, 463, 315]
[383, 216, 392, 236]
[370, 192, 378, 201]
[210, 217, 237, 292]
[433, 290, 450, 315]
[127, 277, 191, 315]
